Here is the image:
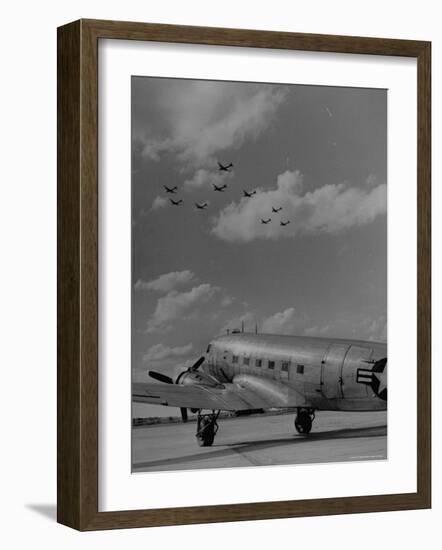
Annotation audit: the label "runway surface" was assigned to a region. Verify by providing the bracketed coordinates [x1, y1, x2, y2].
[132, 410, 387, 472]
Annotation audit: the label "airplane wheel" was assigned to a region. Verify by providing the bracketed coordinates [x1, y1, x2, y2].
[196, 417, 215, 447]
[294, 410, 312, 434]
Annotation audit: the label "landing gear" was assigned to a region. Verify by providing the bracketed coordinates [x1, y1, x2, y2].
[294, 408, 315, 434]
[196, 410, 220, 447]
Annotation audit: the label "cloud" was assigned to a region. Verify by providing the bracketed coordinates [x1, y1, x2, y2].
[365, 316, 387, 342]
[151, 196, 167, 210]
[261, 307, 299, 335]
[139, 82, 287, 169]
[142, 342, 193, 364]
[183, 168, 233, 191]
[221, 307, 300, 336]
[146, 283, 220, 333]
[135, 270, 197, 293]
[211, 170, 387, 242]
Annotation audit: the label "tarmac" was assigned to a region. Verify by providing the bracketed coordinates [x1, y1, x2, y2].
[132, 410, 387, 473]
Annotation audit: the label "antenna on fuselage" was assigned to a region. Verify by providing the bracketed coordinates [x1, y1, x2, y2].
[241, 320, 244, 333]
[255, 322, 258, 334]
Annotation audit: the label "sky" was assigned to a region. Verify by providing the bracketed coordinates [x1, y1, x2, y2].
[131, 76, 387, 401]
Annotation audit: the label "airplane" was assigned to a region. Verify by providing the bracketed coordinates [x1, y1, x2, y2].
[169, 198, 183, 206]
[243, 189, 256, 198]
[213, 183, 227, 192]
[195, 202, 208, 210]
[163, 185, 178, 194]
[261, 218, 271, 224]
[272, 207, 282, 213]
[280, 220, 290, 226]
[133, 331, 387, 447]
[218, 161, 233, 172]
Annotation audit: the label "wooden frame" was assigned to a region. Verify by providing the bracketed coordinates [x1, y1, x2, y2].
[57, 18, 431, 531]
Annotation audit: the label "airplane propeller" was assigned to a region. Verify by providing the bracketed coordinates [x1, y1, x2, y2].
[148, 355, 206, 423]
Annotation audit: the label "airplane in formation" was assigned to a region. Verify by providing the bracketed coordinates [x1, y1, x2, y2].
[280, 220, 290, 226]
[218, 161, 233, 172]
[261, 218, 271, 224]
[272, 206, 282, 213]
[133, 330, 387, 447]
[169, 198, 183, 206]
[195, 202, 208, 210]
[163, 185, 178, 194]
[213, 183, 227, 192]
[243, 189, 257, 198]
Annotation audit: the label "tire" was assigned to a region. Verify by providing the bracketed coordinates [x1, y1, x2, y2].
[294, 411, 312, 434]
[196, 418, 215, 447]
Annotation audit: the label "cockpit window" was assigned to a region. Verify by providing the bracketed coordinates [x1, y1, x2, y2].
[281, 361, 289, 372]
[243, 357, 250, 366]
[255, 359, 262, 367]
[232, 355, 239, 364]
[268, 360, 275, 370]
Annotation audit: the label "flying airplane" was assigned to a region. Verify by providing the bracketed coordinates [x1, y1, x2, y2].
[163, 185, 178, 194]
[261, 218, 271, 224]
[243, 189, 256, 198]
[169, 198, 183, 206]
[272, 206, 282, 213]
[195, 202, 208, 210]
[213, 183, 227, 192]
[280, 220, 290, 226]
[133, 331, 387, 447]
[218, 161, 233, 172]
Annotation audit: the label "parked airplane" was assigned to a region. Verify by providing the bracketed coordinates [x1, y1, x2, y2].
[133, 331, 387, 447]
[195, 202, 208, 210]
[272, 206, 282, 213]
[261, 218, 271, 224]
[280, 220, 290, 226]
[213, 183, 227, 192]
[218, 161, 233, 172]
[169, 198, 183, 206]
[163, 185, 178, 194]
[243, 189, 257, 198]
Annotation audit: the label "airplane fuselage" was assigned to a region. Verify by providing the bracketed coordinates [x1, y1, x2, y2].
[201, 332, 387, 412]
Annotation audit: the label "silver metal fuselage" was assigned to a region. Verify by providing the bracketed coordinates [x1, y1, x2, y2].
[201, 333, 387, 412]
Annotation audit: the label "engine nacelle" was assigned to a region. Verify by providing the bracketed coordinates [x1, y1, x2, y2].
[176, 369, 224, 388]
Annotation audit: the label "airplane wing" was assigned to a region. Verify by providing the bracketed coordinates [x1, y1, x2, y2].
[133, 376, 307, 411]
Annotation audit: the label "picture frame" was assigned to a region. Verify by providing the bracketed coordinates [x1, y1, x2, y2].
[57, 18, 431, 530]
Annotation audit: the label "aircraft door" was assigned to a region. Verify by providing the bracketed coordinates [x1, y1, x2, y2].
[321, 343, 349, 399]
[341, 345, 373, 399]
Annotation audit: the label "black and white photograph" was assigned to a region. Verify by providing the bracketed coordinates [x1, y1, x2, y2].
[131, 76, 387, 473]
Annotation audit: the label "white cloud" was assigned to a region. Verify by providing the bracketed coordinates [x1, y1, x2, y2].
[135, 270, 197, 293]
[221, 312, 257, 335]
[142, 342, 193, 364]
[212, 170, 387, 242]
[221, 307, 300, 336]
[365, 316, 387, 342]
[261, 307, 298, 335]
[146, 283, 219, 333]
[139, 82, 287, 169]
[183, 168, 233, 191]
[151, 195, 167, 210]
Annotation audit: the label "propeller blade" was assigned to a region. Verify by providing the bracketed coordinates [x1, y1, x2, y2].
[190, 356, 205, 371]
[180, 407, 188, 423]
[148, 370, 174, 384]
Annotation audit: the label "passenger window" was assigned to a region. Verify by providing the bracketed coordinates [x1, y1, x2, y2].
[232, 355, 239, 364]
[268, 360, 275, 370]
[281, 361, 289, 372]
[297, 364, 304, 374]
[255, 359, 262, 367]
[243, 357, 250, 366]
